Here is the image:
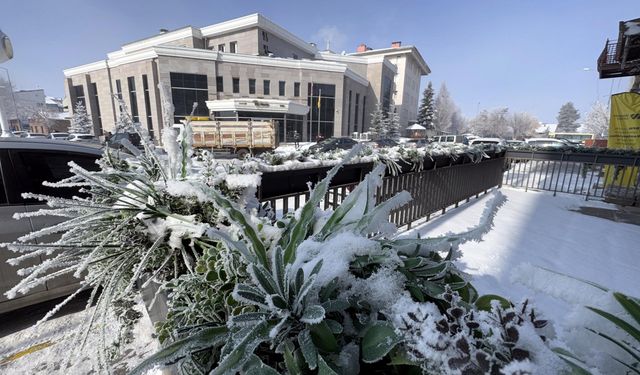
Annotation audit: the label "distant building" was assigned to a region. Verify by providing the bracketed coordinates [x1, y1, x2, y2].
[63, 13, 430, 142]
[29, 111, 70, 135]
[0, 89, 65, 131]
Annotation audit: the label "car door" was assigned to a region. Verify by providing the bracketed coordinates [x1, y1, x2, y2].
[0, 150, 47, 307]
[9, 149, 100, 291]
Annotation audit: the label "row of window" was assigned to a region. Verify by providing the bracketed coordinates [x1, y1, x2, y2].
[216, 77, 301, 97]
[114, 74, 155, 136]
[346, 89, 367, 134]
[216, 41, 237, 53]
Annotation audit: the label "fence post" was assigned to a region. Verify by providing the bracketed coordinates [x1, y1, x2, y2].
[553, 153, 565, 197]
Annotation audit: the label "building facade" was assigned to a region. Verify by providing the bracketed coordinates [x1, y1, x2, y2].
[63, 13, 430, 143]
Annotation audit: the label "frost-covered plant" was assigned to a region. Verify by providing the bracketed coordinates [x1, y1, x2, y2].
[1, 88, 263, 371]
[129, 146, 556, 374]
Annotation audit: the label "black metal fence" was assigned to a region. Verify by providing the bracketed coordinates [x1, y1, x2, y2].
[503, 150, 640, 205]
[258, 156, 505, 228]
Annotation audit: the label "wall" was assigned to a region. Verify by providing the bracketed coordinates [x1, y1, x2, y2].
[341, 76, 370, 135]
[258, 27, 315, 59]
[205, 28, 259, 55]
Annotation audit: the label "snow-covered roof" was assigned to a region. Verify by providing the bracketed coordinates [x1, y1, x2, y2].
[406, 124, 426, 130]
[45, 96, 62, 105]
[623, 20, 640, 36]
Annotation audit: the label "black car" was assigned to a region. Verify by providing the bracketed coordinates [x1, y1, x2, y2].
[309, 137, 358, 152]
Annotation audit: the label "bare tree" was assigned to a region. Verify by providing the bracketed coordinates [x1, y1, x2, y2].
[509, 112, 539, 140]
[450, 111, 467, 135]
[469, 107, 510, 137]
[433, 83, 457, 133]
[582, 101, 609, 138]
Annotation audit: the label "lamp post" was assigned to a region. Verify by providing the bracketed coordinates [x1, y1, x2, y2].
[0, 29, 15, 137]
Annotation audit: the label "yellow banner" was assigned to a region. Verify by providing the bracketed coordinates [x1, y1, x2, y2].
[606, 92, 640, 188]
[609, 92, 640, 149]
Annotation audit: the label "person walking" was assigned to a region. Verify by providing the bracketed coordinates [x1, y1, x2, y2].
[293, 130, 300, 148]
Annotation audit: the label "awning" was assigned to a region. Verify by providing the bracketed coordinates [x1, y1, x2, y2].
[406, 124, 426, 130]
[205, 98, 309, 116]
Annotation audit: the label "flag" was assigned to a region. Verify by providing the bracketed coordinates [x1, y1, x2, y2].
[317, 96, 321, 109]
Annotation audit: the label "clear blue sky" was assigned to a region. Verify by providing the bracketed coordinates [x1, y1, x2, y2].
[1, 0, 638, 123]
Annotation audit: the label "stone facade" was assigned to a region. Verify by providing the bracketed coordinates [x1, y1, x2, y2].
[63, 14, 429, 143]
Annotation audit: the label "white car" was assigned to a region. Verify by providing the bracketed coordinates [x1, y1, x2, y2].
[49, 132, 70, 140]
[20, 132, 47, 139]
[524, 138, 577, 151]
[0, 138, 102, 313]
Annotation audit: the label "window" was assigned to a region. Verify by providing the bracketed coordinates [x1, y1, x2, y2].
[263, 80, 270, 95]
[142, 75, 154, 138]
[248, 79, 256, 94]
[261, 30, 269, 42]
[361, 96, 366, 131]
[216, 76, 224, 92]
[115, 79, 122, 100]
[9, 150, 100, 203]
[230, 41, 237, 53]
[217, 43, 225, 52]
[170, 72, 209, 123]
[90, 83, 102, 134]
[73, 85, 85, 107]
[127, 76, 139, 122]
[232, 78, 240, 94]
[279, 81, 285, 96]
[294, 82, 300, 97]
[347, 91, 352, 134]
[292, 53, 299, 60]
[354, 93, 360, 126]
[307, 83, 336, 141]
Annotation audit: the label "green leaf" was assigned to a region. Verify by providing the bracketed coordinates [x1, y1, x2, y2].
[325, 319, 343, 334]
[310, 321, 339, 353]
[298, 329, 318, 370]
[361, 321, 402, 363]
[129, 326, 228, 375]
[211, 321, 271, 375]
[614, 292, 640, 327]
[271, 246, 286, 295]
[474, 295, 512, 311]
[586, 306, 640, 342]
[301, 305, 326, 324]
[283, 344, 303, 375]
[322, 299, 350, 313]
[233, 284, 267, 307]
[551, 347, 594, 375]
[243, 354, 281, 375]
[585, 328, 640, 364]
[318, 355, 339, 375]
[251, 263, 279, 296]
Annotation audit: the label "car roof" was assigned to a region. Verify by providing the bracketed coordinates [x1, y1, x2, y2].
[525, 138, 563, 142]
[0, 138, 103, 155]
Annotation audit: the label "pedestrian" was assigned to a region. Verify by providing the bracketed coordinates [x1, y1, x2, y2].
[293, 130, 300, 148]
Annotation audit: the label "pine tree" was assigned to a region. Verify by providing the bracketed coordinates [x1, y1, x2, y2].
[69, 100, 93, 134]
[556, 102, 580, 132]
[417, 82, 435, 129]
[369, 102, 385, 140]
[385, 106, 401, 140]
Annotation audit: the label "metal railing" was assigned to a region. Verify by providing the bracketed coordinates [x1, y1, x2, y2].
[599, 39, 620, 65]
[503, 150, 640, 205]
[259, 157, 505, 228]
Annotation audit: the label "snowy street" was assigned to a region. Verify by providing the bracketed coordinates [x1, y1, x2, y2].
[1, 187, 638, 373]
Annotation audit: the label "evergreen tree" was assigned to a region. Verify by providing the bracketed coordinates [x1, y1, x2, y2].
[556, 102, 580, 132]
[417, 82, 435, 129]
[385, 106, 401, 140]
[69, 100, 93, 134]
[369, 102, 385, 140]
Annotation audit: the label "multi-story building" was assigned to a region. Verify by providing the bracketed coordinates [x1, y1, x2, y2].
[63, 13, 430, 143]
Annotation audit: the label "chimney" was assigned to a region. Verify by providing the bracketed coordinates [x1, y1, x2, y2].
[391, 41, 402, 48]
[356, 43, 368, 53]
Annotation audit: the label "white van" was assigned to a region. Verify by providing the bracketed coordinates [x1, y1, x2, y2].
[431, 134, 469, 145]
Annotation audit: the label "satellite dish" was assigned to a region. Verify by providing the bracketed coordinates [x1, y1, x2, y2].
[0, 30, 13, 63]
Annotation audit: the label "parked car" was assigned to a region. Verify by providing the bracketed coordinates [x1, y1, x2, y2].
[68, 133, 97, 142]
[308, 137, 358, 152]
[525, 138, 577, 151]
[48, 132, 70, 140]
[19, 132, 47, 139]
[0, 138, 102, 313]
[106, 132, 142, 150]
[469, 138, 505, 146]
[505, 140, 525, 147]
[369, 138, 399, 148]
[431, 134, 469, 145]
[11, 131, 26, 137]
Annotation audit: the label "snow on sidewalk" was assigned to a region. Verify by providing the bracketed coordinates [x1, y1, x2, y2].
[403, 187, 640, 335]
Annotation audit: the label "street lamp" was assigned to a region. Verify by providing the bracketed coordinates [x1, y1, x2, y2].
[0, 29, 15, 137]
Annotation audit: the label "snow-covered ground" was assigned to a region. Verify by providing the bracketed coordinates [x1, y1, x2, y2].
[1, 187, 638, 373]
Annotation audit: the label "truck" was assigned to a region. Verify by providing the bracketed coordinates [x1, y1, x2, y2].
[187, 118, 278, 158]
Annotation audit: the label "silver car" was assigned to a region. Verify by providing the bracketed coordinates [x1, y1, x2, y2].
[0, 138, 102, 313]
